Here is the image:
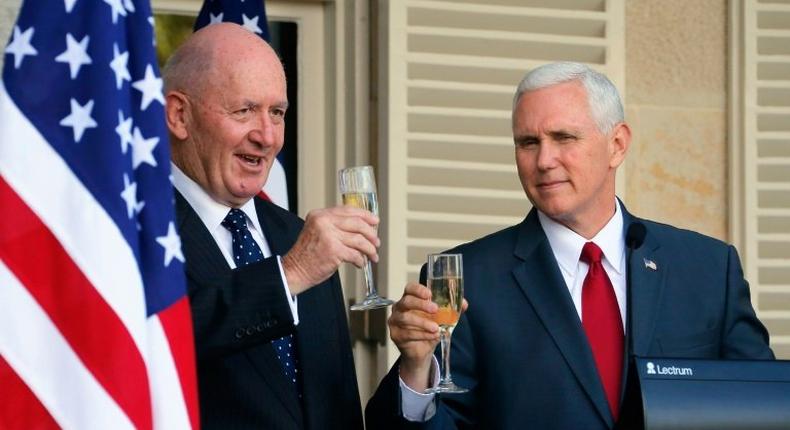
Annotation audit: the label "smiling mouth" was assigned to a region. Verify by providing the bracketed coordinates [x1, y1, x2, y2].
[237, 154, 262, 166]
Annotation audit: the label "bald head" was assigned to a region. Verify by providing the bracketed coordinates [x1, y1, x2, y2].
[163, 23, 284, 97]
[163, 22, 289, 208]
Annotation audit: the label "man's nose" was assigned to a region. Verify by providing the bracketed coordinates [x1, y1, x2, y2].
[248, 113, 277, 146]
[536, 142, 558, 170]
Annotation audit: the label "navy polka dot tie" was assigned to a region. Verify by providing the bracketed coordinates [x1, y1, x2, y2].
[222, 209, 301, 394]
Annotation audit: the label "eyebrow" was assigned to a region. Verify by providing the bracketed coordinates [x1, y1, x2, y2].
[513, 128, 582, 142]
[230, 97, 289, 110]
[513, 133, 539, 144]
[548, 129, 579, 138]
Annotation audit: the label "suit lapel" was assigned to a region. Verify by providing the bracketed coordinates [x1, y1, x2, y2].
[621, 210, 666, 357]
[512, 210, 614, 427]
[175, 191, 233, 286]
[255, 198, 293, 257]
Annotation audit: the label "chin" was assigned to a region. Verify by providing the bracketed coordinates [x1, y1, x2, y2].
[534, 201, 572, 220]
[219, 183, 257, 205]
[231, 174, 267, 193]
[234, 188, 263, 202]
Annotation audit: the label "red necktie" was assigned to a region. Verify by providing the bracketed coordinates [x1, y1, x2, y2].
[580, 241, 624, 420]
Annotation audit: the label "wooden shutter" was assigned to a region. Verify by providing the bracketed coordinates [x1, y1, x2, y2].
[736, 0, 790, 358]
[378, 0, 626, 364]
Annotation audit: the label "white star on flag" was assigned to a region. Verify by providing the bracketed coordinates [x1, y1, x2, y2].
[55, 33, 92, 79]
[64, 0, 77, 13]
[156, 222, 185, 266]
[116, 110, 133, 154]
[130, 126, 159, 169]
[1, 0, 199, 424]
[103, 0, 127, 24]
[120, 174, 145, 219]
[5, 25, 38, 69]
[131, 64, 164, 111]
[59, 98, 97, 143]
[242, 14, 263, 34]
[110, 43, 131, 89]
[209, 12, 224, 25]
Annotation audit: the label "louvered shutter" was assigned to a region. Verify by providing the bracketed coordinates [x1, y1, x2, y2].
[740, 0, 790, 358]
[378, 0, 626, 364]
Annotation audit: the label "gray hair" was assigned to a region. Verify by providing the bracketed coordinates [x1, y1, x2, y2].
[512, 62, 624, 135]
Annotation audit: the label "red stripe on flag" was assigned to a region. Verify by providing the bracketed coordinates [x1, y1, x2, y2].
[157, 297, 201, 430]
[0, 178, 153, 430]
[0, 355, 60, 430]
[257, 190, 271, 201]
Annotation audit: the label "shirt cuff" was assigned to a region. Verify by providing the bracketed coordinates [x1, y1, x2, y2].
[399, 357, 440, 422]
[276, 256, 299, 326]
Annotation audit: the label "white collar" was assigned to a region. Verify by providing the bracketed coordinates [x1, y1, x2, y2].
[537, 199, 625, 278]
[171, 162, 263, 235]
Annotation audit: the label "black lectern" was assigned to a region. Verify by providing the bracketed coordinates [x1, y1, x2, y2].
[618, 358, 790, 430]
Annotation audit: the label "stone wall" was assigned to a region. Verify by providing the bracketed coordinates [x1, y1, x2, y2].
[624, 0, 729, 240]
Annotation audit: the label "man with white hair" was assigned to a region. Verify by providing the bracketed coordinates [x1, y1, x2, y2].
[164, 23, 370, 429]
[366, 62, 773, 429]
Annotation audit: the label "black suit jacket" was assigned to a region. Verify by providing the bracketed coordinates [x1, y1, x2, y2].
[366, 206, 773, 429]
[176, 193, 363, 430]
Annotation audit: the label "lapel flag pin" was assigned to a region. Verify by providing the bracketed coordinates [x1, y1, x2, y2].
[643, 258, 657, 271]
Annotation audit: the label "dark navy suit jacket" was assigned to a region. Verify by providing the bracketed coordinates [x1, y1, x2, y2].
[366, 206, 773, 429]
[176, 193, 363, 430]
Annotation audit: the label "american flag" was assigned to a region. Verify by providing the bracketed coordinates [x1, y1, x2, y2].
[194, 0, 293, 211]
[0, 1, 199, 429]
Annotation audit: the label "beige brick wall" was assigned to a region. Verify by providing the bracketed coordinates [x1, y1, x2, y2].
[624, 0, 729, 241]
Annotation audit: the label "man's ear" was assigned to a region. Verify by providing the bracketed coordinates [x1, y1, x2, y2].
[608, 122, 631, 169]
[165, 91, 189, 141]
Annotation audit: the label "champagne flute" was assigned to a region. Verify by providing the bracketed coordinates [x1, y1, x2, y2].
[425, 253, 468, 394]
[338, 165, 394, 311]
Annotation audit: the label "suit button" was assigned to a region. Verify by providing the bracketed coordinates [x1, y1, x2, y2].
[235, 329, 244, 339]
[255, 324, 264, 332]
[264, 320, 273, 328]
[246, 327, 255, 336]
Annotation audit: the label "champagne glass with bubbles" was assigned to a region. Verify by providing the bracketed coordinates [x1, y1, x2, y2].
[425, 253, 468, 394]
[339, 165, 394, 311]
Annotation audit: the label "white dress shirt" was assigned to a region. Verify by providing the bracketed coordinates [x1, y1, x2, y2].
[538, 200, 626, 327]
[399, 199, 626, 421]
[171, 163, 299, 325]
